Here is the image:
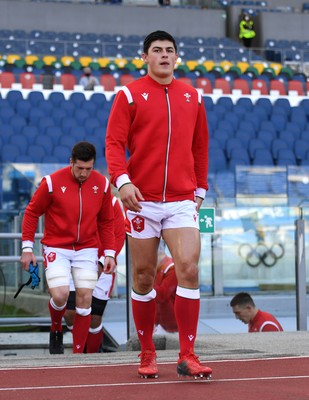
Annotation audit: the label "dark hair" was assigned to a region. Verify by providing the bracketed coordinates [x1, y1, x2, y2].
[71, 141, 96, 163]
[143, 30, 177, 54]
[230, 292, 255, 307]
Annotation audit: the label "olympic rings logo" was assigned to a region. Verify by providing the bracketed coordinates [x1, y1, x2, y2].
[238, 242, 285, 268]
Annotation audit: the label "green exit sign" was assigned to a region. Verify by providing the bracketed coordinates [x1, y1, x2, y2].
[199, 208, 215, 233]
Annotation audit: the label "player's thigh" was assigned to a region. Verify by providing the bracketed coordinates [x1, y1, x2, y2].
[162, 227, 200, 285]
[128, 236, 159, 273]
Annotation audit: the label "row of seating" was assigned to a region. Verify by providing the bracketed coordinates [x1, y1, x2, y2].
[207, 96, 309, 172]
[1, 70, 308, 96]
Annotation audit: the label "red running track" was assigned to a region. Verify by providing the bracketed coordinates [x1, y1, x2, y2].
[0, 356, 309, 400]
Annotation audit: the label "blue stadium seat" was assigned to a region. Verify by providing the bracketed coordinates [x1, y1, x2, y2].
[61, 117, 78, 136]
[69, 92, 87, 107]
[6, 90, 23, 108]
[29, 145, 47, 163]
[235, 97, 253, 111]
[15, 99, 32, 119]
[9, 115, 27, 134]
[1, 143, 21, 162]
[248, 138, 267, 159]
[59, 100, 75, 117]
[213, 129, 230, 148]
[278, 130, 298, 148]
[28, 108, 46, 125]
[45, 126, 64, 146]
[252, 148, 274, 166]
[83, 117, 101, 135]
[294, 139, 309, 162]
[271, 138, 289, 160]
[225, 138, 244, 159]
[38, 116, 55, 134]
[52, 145, 71, 163]
[27, 91, 45, 106]
[276, 149, 297, 166]
[0, 106, 15, 123]
[256, 129, 276, 150]
[21, 125, 39, 144]
[34, 135, 54, 155]
[48, 92, 66, 107]
[8, 134, 28, 154]
[74, 109, 90, 125]
[209, 148, 228, 173]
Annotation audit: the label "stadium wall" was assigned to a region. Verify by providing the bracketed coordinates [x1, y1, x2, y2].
[0, 0, 226, 37]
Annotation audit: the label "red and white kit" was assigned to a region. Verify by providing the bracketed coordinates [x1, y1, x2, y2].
[106, 75, 209, 202]
[249, 310, 284, 332]
[22, 165, 115, 254]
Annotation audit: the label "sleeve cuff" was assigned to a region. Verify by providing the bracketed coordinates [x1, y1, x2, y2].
[104, 250, 116, 258]
[22, 240, 34, 250]
[98, 256, 105, 265]
[116, 174, 131, 190]
[194, 188, 206, 199]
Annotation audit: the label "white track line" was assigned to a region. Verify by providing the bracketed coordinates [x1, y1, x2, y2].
[1, 374, 309, 392]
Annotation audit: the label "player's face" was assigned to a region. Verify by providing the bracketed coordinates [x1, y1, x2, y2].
[232, 305, 252, 324]
[70, 159, 94, 183]
[142, 40, 178, 83]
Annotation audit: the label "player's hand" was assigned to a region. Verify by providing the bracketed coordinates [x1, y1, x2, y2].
[119, 183, 144, 212]
[103, 256, 116, 274]
[195, 196, 203, 211]
[20, 251, 37, 272]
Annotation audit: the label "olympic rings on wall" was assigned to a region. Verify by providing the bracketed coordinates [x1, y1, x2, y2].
[238, 242, 285, 268]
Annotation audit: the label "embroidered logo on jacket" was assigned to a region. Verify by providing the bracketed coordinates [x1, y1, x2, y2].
[184, 93, 191, 102]
[93, 185, 99, 194]
[131, 216, 145, 232]
[141, 92, 149, 101]
[47, 252, 56, 263]
[61, 186, 66, 193]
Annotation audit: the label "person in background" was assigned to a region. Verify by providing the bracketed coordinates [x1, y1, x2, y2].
[79, 67, 99, 90]
[64, 195, 125, 353]
[154, 241, 178, 334]
[20, 142, 116, 355]
[105, 30, 211, 380]
[239, 13, 256, 48]
[230, 292, 284, 332]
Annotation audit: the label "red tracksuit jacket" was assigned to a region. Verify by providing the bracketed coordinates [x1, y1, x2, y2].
[22, 166, 115, 254]
[106, 75, 209, 202]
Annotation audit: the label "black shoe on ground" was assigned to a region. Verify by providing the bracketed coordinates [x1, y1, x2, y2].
[49, 330, 64, 354]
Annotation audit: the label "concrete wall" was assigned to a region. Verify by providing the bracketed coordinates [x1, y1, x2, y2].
[0, 0, 226, 37]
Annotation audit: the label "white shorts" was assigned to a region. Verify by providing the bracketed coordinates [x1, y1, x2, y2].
[69, 272, 115, 301]
[43, 246, 98, 289]
[126, 200, 199, 239]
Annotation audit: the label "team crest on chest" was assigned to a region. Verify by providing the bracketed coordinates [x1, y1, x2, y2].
[184, 93, 191, 102]
[92, 185, 99, 194]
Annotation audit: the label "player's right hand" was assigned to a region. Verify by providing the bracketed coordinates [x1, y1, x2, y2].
[119, 183, 144, 212]
[20, 251, 37, 272]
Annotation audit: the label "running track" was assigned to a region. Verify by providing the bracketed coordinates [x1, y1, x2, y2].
[0, 356, 309, 400]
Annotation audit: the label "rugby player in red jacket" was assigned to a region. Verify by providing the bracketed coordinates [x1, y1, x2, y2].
[20, 142, 116, 354]
[230, 292, 284, 332]
[106, 31, 211, 379]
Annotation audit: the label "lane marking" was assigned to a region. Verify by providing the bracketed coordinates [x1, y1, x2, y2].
[1, 374, 309, 391]
[0, 355, 308, 371]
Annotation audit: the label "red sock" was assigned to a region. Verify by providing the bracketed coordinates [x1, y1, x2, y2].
[72, 312, 91, 354]
[86, 328, 103, 353]
[48, 299, 66, 332]
[132, 297, 156, 352]
[174, 293, 200, 355]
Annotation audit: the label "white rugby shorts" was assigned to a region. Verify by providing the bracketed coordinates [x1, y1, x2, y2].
[126, 200, 199, 238]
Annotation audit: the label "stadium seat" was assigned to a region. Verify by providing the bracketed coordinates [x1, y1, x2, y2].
[0, 72, 16, 88]
[196, 77, 213, 94]
[29, 144, 47, 163]
[288, 80, 305, 96]
[252, 79, 269, 95]
[233, 78, 250, 94]
[19, 72, 36, 89]
[214, 78, 231, 94]
[271, 138, 288, 160]
[225, 137, 244, 159]
[248, 138, 267, 159]
[209, 147, 228, 173]
[34, 135, 54, 155]
[252, 148, 274, 166]
[100, 74, 117, 91]
[8, 134, 28, 154]
[276, 148, 297, 166]
[294, 139, 309, 162]
[1, 143, 21, 162]
[269, 79, 287, 95]
[52, 145, 71, 163]
[70, 92, 87, 107]
[60, 73, 77, 90]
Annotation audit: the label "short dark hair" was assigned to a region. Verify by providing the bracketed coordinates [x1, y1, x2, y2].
[143, 30, 177, 54]
[71, 141, 96, 163]
[230, 292, 255, 307]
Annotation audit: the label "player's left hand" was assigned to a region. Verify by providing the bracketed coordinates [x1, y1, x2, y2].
[195, 196, 203, 211]
[103, 256, 116, 274]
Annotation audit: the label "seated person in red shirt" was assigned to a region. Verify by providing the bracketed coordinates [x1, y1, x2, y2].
[154, 242, 178, 334]
[230, 292, 283, 332]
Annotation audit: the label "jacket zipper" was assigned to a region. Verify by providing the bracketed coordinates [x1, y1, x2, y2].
[76, 184, 82, 244]
[163, 87, 171, 202]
